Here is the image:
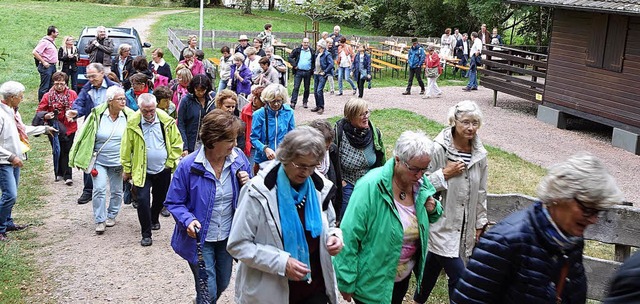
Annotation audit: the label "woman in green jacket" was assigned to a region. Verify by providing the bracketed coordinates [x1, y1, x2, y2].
[333, 130, 443, 304]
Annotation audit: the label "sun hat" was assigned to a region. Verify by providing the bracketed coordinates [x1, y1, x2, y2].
[238, 34, 249, 41]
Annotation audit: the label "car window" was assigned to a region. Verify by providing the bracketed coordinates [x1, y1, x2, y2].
[78, 37, 142, 56]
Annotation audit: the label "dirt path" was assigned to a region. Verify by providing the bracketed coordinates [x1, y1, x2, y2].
[28, 11, 639, 304]
[117, 10, 186, 43]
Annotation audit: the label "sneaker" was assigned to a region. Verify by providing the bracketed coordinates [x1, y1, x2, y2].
[419, 89, 425, 95]
[402, 91, 411, 95]
[151, 223, 161, 230]
[95, 222, 106, 234]
[353, 89, 357, 95]
[462, 87, 471, 92]
[77, 193, 92, 205]
[303, 102, 308, 109]
[337, 92, 343, 96]
[161, 208, 170, 217]
[310, 107, 321, 112]
[55, 176, 62, 182]
[422, 95, 430, 99]
[317, 108, 324, 115]
[471, 87, 478, 90]
[141, 237, 153, 246]
[105, 218, 116, 227]
[6, 224, 29, 232]
[65, 179, 73, 186]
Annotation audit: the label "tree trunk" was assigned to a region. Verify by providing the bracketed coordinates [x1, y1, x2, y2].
[208, 0, 222, 6]
[268, 0, 275, 10]
[243, 0, 252, 14]
[536, 6, 542, 46]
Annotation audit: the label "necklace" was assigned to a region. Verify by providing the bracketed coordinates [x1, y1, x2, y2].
[296, 196, 307, 209]
[393, 178, 407, 200]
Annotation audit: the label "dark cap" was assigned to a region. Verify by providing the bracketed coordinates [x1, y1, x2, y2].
[411, 37, 418, 43]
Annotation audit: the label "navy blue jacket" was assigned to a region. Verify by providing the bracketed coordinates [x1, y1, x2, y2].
[352, 52, 371, 80]
[177, 93, 216, 153]
[288, 46, 316, 71]
[452, 202, 587, 304]
[72, 77, 119, 118]
[317, 50, 334, 76]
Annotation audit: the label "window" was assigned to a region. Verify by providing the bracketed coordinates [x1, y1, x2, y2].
[585, 13, 629, 73]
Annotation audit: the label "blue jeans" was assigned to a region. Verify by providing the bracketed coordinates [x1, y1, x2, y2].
[0, 164, 20, 234]
[91, 164, 123, 223]
[338, 67, 356, 93]
[313, 74, 327, 109]
[37, 63, 56, 101]
[247, 147, 256, 170]
[290, 69, 311, 105]
[413, 251, 465, 303]
[189, 239, 234, 303]
[217, 78, 228, 95]
[340, 182, 354, 220]
[467, 55, 478, 89]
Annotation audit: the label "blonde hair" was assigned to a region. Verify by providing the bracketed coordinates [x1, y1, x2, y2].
[343, 98, 369, 122]
[260, 83, 288, 104]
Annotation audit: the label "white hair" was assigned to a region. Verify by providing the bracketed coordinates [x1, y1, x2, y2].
[334, 25, 341, 32]
[96, 26, 107, 37]
[0, 81, 26, 100]
[447, 100, 483, 127]
[87, 62, 105, 73]
[276, 126, 326, 165]
[106, 86, 125, 102]
[537, 152, 624, 209]
[393, 130, 434, 162]
[137, 93, 157, 107]
[118, 43, 132, 55]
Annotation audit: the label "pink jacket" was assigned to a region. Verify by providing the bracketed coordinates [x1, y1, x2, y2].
[179, 59, 205, 76]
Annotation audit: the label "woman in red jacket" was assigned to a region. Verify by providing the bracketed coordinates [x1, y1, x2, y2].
[423, 44, 443, 99]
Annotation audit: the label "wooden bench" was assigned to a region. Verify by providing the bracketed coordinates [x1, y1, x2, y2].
[371, 63, 384, 79]
[371, 58, 403, 77]
[208, 57, 221, 67]
[284, 48, 293, 55]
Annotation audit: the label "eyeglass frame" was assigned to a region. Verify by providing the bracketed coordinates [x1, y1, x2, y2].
[290, 161, 318, 172]
[455, 119, 480, 128]
[575, 198, 605, 218]
[402, 160, 429, 174]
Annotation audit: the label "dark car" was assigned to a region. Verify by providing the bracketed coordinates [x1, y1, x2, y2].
[76, 26, 151, 88]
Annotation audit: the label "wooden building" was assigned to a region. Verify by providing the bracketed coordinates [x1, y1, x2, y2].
[507, 0, 640, 154]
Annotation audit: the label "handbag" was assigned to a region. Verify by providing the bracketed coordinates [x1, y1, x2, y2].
[426, 67, 439, 78]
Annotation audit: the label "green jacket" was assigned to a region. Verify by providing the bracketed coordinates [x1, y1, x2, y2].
[120, 109, 183, 187]
[69, 103, 135, 171]
[333, 158, 443, 303]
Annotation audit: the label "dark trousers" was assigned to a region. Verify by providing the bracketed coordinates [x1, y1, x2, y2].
[354, 273, 411, 304]
[313, 74, 327, 109]
[51, 134, 74, 180]
[357, 77, 366, 98]
[37, 63, 56, 101]
[454, 55, 468, 77]
[135, 168, 171, 238]
[414, 251, 465, 303]
[291, 69, 311, 105]
[82, 172, 94, 196]
[406, 67, 424, 92]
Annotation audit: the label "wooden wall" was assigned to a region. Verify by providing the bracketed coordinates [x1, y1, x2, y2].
[543, 9, 640, 131]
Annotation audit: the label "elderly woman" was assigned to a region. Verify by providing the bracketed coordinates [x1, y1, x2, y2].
[58, 36, 78, 92]
[423, 44, 442, 99]
[334, 98, 385, 218]
[180, 49, 205, 76]
[228, 126, 343, 304]
[334, 130, 443, 304]
[36, 72, 78, 185]
[229, 52, 253, 97]
[413, 100, 487, 303]
[452, 153, 623, 303]
[125, 73, 153, 111]
[178, 74, 216, 156]
[257, 57, 280, 86]
[308, 119, 343, 220]
[250, 83, 295, 174]
[240, 86, 265, 166]
[165, 109, 251, 303]
[0, 81, 56, 241]
[171, 66, 193, 109]
[179, 34, 198, 61]
[149, 48, 172, 82]
[440, 28, 455, 59]
[243, 47, 262, 83]
[113, 43, 134, 84]
[69, 86, 134, 234]
[351, 44, 371, 98]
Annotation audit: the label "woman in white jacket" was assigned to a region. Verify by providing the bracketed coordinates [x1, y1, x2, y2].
[228, 127, 343, 304]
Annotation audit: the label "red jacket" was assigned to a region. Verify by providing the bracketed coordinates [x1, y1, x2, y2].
[37, 88, 78, 135]
[425, 52, 442, 74]
[240, 102, 254, 156]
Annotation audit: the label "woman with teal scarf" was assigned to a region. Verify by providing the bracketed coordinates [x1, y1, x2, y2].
[228, 126, 343, 304]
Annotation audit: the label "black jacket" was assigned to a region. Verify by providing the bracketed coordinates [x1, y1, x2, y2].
[112, 56, 135, 83]
[177, 93, 216, 152]
[288, 46, 316, 71]
[603, 252, 640, 304]
[454, 39, 468, 59]
[326, 143, 342, 219]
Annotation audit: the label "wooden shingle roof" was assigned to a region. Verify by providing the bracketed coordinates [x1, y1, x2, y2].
[507, 0, 640, 15]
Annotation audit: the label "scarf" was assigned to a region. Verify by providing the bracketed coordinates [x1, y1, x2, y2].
[540, 204, 581, 252]
[276, 165, 322, 281]
[134, 85, 149, 97]
[342, 119, 373, 149]
[13, 108, 30, 152]
[47, 87, 71, 116]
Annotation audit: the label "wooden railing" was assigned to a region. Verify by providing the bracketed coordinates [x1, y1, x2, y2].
[487, 194, 637, 301]
[479, 45, 548, 106]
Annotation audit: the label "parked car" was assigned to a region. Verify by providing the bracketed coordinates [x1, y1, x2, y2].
[76, 26, 151, 88]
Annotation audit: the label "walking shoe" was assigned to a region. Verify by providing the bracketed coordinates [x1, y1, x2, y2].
[55, 176, 62, 182]
[471, 87, 478, 90]
[132, 200, 138, 209]
[141, 237, 153, 246]
[161, 207, 170, 217]
[310, 107, 321, 112]
[402, 91, 410, 95]
[303, 102, 308, 108]
[77, 193, 91, 205]
[419, 89, 425, 95]
[317, 108, 324, 115]
[337, 92, 343, 96]
[290, 102, 296, 109]
[330, 90, 334, 95]
[151, 223, 161, 230]
[353, 89, 357, 95]
[105, 218, 116, 227]
[0, 233, 8, 242]
[6, 224, 29, 232]
[65, 179, 73, 186]
[95, 222, 106, 234]
[462, 87, 471, 92]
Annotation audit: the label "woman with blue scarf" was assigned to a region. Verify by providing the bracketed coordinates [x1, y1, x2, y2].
[452, 153, 624, 303]
[228, 127, 343, 304]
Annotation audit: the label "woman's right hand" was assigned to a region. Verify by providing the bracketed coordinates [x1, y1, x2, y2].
[340, 291, 353, 302]
[181, 150, 189, 157]
[264, 147, 276, 160]
[187, 220, 201, 239]
[285, 257, 310, 281]
[443, 160, 465, 180]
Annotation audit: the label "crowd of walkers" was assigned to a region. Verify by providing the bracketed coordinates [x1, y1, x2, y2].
[0, 22, 633, 304]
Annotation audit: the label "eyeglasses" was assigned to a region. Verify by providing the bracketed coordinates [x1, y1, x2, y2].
[402, 160, 429, 174]
[575, 198, 605, 218]
[140, 108, 155, 114]
[456, 119, 480, 128]
[269, 99, 283, 104]
[86, 74, 101, 79]
[360, 111, 371, 118]
[53, 82, 66, 86]
[291, 161, 318, 172]
[112, 97, 126, 101]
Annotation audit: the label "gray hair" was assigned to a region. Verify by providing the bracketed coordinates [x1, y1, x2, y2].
[232, 52, 245, 62]
[0, 81, 26, 100]
[106, 86, 125, 102]
[87, 62, 105, 73]
[393, 130, 434, 162]
[537, 153, 624, 209]
[447, 100, 483, 127]
[244, 46, 257, 56]
[265, 46, 274, 53]
[96, 26, 107, 37]
[182, 48, 194, 58]
[118, 43, 132, 55]
[260, 83, 289, 104]
[276, 126, 326, 165]
[137, 93, 157, 107]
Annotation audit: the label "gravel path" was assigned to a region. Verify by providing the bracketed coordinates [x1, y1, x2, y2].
[27, 11, 639, 304]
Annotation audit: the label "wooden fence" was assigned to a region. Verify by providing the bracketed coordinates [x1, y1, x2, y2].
[487, 193, 637, 301]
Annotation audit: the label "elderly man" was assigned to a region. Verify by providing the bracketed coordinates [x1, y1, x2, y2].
[288, 37, 315, 109]
[121, 93, 183, 246]
[329, 25, 343, 48]
[85, 26, 114, 73]
[0, 81, 56, 241]
[67, 63, 119, 205]
[235, 35, 250, 56]
[403, 37, 426, 95]
[311, 39, 333, 115]
[32, 25, 59, 101]
[463, 32, 483, 92]
[264, 46, 288, 86]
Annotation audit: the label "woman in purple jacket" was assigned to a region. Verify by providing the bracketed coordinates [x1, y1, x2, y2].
[228, 53, 253, 97]
[165, 109, 252, 303]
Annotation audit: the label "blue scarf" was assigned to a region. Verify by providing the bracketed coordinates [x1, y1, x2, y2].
[540, 203, 581, 252]
[276, 165, 323, 281]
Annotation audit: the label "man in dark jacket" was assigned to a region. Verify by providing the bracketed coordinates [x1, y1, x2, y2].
[287, 37, 315, 109]
[402, 38, 425, 95]
[454, 33, 469, 77]
[85, 26, 114, 73]
[311, 40, 334, 115]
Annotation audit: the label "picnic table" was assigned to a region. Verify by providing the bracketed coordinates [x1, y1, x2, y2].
[272, 42, 288, 57]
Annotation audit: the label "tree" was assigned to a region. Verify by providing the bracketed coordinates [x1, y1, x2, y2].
[280, 0, 373, 23]
[243, 0, 252, 14]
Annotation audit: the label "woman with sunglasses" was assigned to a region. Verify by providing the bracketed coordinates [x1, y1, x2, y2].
[413, 100, 488, 303]
[334, 130, 443, 304]
[249, 83, 295, 174]
[452, 153, 623, 303]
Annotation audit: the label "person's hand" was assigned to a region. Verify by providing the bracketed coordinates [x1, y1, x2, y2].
[326, 235, 343, 256]
[10, 157, 23, 168]
[181, 150, 189, 157]
[186, 220, 201, 239]
[366, 74, 371, 80]
[93, 40, 99, 46]
[340, 291, 353, 302]
[45, 112, 55, 120]
[350, 71, 354, 78]
[45, 126, 58, 135]
[264, 147, 276, 160]
[285, 257, 310, 281]
[66, 110, 78, 121]
[236, 170, 250, 186]
[122, 172, 132, 181]
[42, 62, 50, 69]
[235, 70, 241, 79]
[425, 196, 436, 214]
[475, 228, 483, 243]
[443, 160, 465, 180]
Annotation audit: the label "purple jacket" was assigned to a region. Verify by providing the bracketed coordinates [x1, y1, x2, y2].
[164, 147, 252, 264]
[229, 64, 253, 96]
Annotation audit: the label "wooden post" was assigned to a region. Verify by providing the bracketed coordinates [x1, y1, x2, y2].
[493, 90, 498, 107]
[211, 30, 215, 50]
[614, 244, 631, 262]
